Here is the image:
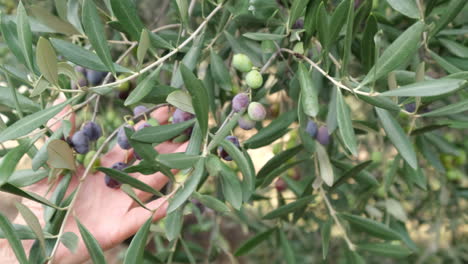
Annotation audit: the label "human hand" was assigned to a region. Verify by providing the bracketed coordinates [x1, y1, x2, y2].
[0, 105, 187, 264]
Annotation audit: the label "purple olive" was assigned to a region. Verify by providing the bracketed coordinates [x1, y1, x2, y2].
[117, 125, 135, 150]
[71, 130, 90, 154]
[232, 93, 250, 112]
[238, 114, 256, 130]
[316, 126, 330, 145]
[133, 105, 148, 117]
[82, 121, 102, 141]
[172, 108, 195, 124]
[86, 70, 107, 86]
[275, 178, 288, 192]
[248, 102, 266, 121]
[218, 136, 240, 161]
[105, 162, 128, 189]
[305, 120, 318, 138]
[404, 103, 416, 113]
[292, 19, 304, 29]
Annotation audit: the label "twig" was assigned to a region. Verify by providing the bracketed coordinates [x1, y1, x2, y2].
[320, 186, 356, 251]
[92, 4, 224, 91]
[151, 24, 181, 33]
[280, 48, 374, 96]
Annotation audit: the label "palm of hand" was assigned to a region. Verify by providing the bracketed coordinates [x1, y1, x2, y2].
[5, 107, 185, 264]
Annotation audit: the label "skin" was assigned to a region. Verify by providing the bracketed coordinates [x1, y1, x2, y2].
[0, 104, 187, 264]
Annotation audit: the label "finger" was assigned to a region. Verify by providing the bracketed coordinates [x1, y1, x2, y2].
[117, 197, 168, 241]
[149, 106, 172, 125]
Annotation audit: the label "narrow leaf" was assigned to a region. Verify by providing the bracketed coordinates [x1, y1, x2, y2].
[76, 218, 106, 264]
[97, 167, 163, 196]
[47, 139, 76, 171]
[131, 119, 195, 143]
[379, 79, 466, 97]
[15, 203, 46, 253]
[210, 50, 232, 91]
[16, 1, 34, 72]
[385, 0, 420, 19]
[340, 213, 402, 240]
[297, 63, 319, 117]
[336, 88, 358, 156]
[375, 108, 418, 169]
[82, 0, 116, 74]
[316, 144, 334, 186]
[125, 64, 162, 106]
[263, 195, 314, 219]
[36, 37, 58, 85]
[123, 217, 152, 264]
[358, 243, 412, 258]
[235, 228, 276, 256]
[0, 213, 28, 263]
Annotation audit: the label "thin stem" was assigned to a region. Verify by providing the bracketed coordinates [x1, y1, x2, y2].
[92, 4, 224, 91]
[320, 186, 356, 251]
[280, 48, 374, 96]
[151, 23, 181, 33]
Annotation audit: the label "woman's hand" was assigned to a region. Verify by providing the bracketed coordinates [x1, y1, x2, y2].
[0, 105, 186, 264]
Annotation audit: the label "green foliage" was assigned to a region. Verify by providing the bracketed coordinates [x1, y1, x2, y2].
[0, 0, 467, 263]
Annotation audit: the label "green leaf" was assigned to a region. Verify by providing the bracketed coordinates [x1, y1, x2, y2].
[0, 183, 59, 209]
[165, 208, 183, 241]
[421, 98, 468, 117]
[175, 0, 189, 29]
[15, 203, 46, 254]
[321, 220, 331, 259]
[375, 107, 418, 169]
[361, 15, 378, 71]
[263, 195, 314, 219]
[235, 228, 276, 256]
[16, 1, 34, 72]
[288, 0, 310, 29]
[167, 158, 205, 214]
[358, 243, 412, 258]
[50, 38, 130, 73]
[385, 0, 420, 19]
[341, 0, 354, 75]
[279, 229, 296, 264]
[340, 213, 402, 240]
[110, 0, 145, 40]
[124, 217, 152, 264]
[137, 29, 150, 65]
[30, 5, 80, 35]
[257, 145, 303, 179]
[171, 35, 204, 88]
[336, 88, 358, 156]
[439, 38, 468, 58]
[242, 32, 286, 41]
[224, 31, 262, 67]
[427, 49, 462, 74]
[97, 167, 163, 196]
[76, 218, 106, 264]
[9, 169, 48, 187]
[245, 110, 296, 149]
[328, 0, 350, 45]
[36, 37, 59, 85]
[156, 153, 200, 170]
[356, 93, 400, 112]
[44, 173, 72, 222]
[379, 79, 466, 97]
[0, 141, 31, 186]
[219, 139, 255, 202]
[125, 64, 163, 106]
[0, 213, 28, 263]
[210, 50, 232, 91]
[0, 85, 40, 113]
[429, 0, 467, 39]
[166, 90, 195, 114]
[180, 64, 209, 136]
[131, 119, 195, 143]
[0, 99, 70, 143]
[121, 184, 150, 211]
[219, 164, 243, 210]
[61, 232, 79, 253]
[32, 126, 63, 171]
[192, 192, 230, 214]
[297, 63, 319, 117]
[0, 14, 26, 66]
[331, 161, 373, 191]
[316, 143, 334, 186]
[316, 2, 329, 50]
[82, 0, 116, 74]
[47, 139, 76, 171]
[361, 21, 424, 86]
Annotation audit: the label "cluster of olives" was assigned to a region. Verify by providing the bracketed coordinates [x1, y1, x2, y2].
[305, 120, 330, 145]
[71, 121, 103, 171]
[74, 66, 132, 100]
